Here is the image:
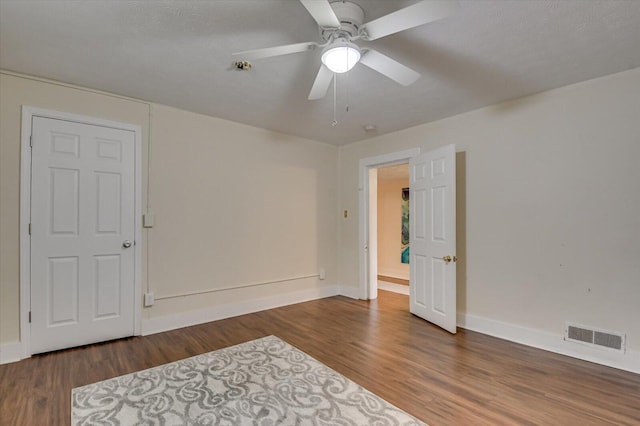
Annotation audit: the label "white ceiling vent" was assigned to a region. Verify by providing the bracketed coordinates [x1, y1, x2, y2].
[565, 323, 625, 352]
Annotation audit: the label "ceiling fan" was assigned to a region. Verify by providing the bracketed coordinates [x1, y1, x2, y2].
[232, 0, 458, 100]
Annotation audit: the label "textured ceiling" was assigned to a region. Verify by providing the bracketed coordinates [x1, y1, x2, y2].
[1, 0, 639, 146]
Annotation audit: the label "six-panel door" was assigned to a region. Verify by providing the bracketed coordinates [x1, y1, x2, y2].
[30, 116, 136, 354]
[409, 144, 457, 334]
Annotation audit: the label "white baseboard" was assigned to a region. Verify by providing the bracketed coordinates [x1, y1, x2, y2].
[457, 313, 640, 374]
[339, 285, 360, 299]
[0, 341, 23, 365]
[378, 269, 410, 281]
[142, 285, 342, 336]
[6, 292, 638, 375]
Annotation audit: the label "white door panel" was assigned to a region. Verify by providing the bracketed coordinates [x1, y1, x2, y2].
[47, 256, 79, 326]
[410, 144, 457, 334]
[30, 117, 136, 354]
[94, 254, 122, 319]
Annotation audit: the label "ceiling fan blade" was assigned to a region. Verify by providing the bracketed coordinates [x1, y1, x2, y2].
[362, 0, 458, 40]
[308, 65, 334, 100]
[232, 42, 317, 60]
[300, 0, 340, 28]
[360, 50, 420, 86]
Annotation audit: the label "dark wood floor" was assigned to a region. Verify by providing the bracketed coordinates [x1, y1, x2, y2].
[1, 291, 639, 425]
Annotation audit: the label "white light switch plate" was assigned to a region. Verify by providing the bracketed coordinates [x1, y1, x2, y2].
[144, 292, 155, 307]
[143, 213, 155, 228]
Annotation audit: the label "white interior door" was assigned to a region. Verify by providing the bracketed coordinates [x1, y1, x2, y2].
[409, 144, 457, 333]
[30, 116, 136, 354]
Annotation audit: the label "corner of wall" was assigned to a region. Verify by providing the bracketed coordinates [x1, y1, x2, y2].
[0, 342, 23, 365]
[339, 285, 360, 300]
[141, 285, 343, 336]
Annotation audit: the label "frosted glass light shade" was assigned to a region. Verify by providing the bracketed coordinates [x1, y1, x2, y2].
[321, 42, 361, 73]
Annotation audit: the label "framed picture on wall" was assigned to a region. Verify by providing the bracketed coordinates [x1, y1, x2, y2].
[401, 187, 410, 264]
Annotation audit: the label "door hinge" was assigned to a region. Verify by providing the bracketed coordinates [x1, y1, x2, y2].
[28, 223, 31, 235]
[30, 135, 33, 148]
[28, 311, 32, 323]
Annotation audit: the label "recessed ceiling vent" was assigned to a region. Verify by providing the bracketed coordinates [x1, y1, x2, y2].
[565, 323, 625, 352]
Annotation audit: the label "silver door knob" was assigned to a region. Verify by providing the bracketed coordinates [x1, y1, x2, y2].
[122, 240, 132, 248]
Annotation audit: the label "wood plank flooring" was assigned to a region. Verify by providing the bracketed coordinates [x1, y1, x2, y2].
[1, 290, 639, 425]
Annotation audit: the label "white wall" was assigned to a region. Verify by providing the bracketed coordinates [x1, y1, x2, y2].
[377, 177, 410, 280]
[3, 67, 639, 372]
[0, 72, 338, 354]
[145, 104, 338, 321]
[338, 68, 640, 361]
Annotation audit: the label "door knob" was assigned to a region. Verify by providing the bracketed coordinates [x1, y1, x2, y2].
[122, 240, 132, 249]
[443, 255, 452, 263]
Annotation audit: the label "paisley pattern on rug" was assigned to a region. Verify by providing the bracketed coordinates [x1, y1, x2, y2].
[72, 335, 426, 425]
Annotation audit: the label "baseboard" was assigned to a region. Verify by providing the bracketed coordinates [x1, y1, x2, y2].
[142, 285, 342, 336]
[0, 341, 23, 365]
[378, 275, 409, 286]
[7, 293, 637, 374]
[378, 270, 409, 281]
[457, 313, 640, 374]
[338, 285, 360, 299]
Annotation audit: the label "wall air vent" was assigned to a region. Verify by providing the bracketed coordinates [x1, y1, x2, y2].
[565, 322, 625, 352]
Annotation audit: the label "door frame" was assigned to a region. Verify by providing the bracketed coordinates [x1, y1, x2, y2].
[358, 148, 420, 300]
[19, 106, 143, 359]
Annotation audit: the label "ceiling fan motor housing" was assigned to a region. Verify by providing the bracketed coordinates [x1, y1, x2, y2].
[321, 1, 365, 40]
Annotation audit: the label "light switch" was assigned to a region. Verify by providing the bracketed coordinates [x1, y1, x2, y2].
[144, 292, 155, 307]
[143, 213, 155, 228]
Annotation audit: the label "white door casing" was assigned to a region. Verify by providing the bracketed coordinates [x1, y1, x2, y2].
[27, 113, 139, 354]
[358, 148, 420, 300]
[409, 144, 457, 333]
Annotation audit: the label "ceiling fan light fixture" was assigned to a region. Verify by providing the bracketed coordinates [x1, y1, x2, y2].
[321, 41, 361, 73]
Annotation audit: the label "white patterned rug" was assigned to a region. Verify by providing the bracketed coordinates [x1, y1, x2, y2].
[72, 335, 426, 425]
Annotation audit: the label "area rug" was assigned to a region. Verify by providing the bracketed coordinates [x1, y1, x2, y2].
[72, 335, 426, 425]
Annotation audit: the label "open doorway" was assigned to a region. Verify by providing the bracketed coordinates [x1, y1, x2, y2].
[359, 145, 458, 334]
[376, 163, 410, 296]
[358, 148, 419, 300]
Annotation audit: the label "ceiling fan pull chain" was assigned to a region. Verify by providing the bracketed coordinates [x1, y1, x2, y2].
[332, 73, 338, 127]
[345, 48, 350, 113]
